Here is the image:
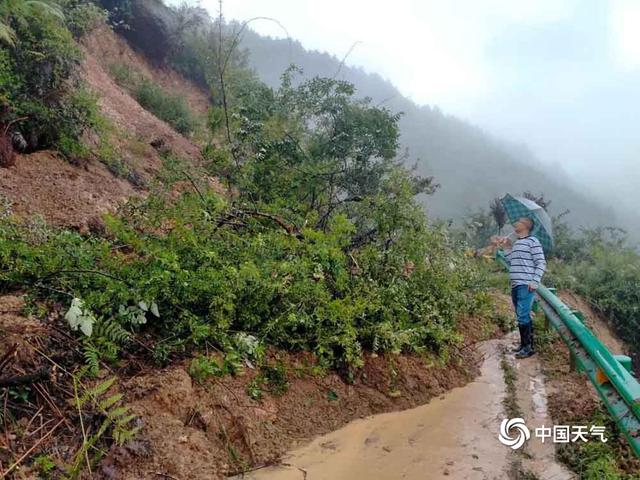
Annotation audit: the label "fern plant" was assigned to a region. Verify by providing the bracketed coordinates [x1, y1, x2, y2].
[82, 342, 101, 378]
[67, 372, 139, 478]
[82, 317, 132, 376]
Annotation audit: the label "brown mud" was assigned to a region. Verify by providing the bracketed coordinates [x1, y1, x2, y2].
[233, 325, 576, 480]
[232, 338, 513, 480]
[0, 292, 508, 479]
[0, 25, 207, 230]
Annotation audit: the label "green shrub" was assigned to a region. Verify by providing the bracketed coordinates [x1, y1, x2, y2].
[0, 183, 484, 371]
[61, 0, 107, 38]
[188, 355, 225, 383]
[188, 351, 245, 383]
[108, 62, 198, 136]
[546, 226, 640, 355]
[33, 454, 56, 478]
[58, 134, 90, 161]
[260, 362, 290, 395]
[108, 62, 139, 90]
[556, 408, 635, 479]
[0, 70, 489, 373]
[135, 80, 196, 135]
[0, 1, 101, 157]
[245, 362, 290, 399]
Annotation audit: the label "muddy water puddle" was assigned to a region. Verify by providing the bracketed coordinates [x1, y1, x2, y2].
[231, 338, 512, 479]
[231, 332, 577, 479]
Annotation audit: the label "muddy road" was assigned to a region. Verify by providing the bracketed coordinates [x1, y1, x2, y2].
[232, 333, 574, 480]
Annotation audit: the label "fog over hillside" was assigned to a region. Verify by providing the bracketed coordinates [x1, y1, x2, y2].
[238, 28, 620, 229]
[159, 0, 640, 237]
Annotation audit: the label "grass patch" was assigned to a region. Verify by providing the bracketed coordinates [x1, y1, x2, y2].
[135, 80, 197, 135]
[92, 114, 145, 186]
[556, 408, 637, 479]
[108, 62, 198, 136]
[537, 318, 640, 478]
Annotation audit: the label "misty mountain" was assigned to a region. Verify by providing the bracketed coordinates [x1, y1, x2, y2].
[239, 28, 618, 229]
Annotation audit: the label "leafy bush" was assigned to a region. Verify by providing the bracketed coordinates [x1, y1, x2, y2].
[0, 188, 480, 370]
[135, 80, 197, 135]
[60, 0, 107, 38]
[0, 68, 488, 373]
[107, 62, 197, 136]
[545, 224, 640, 357]
[0, 0, 102, 158]
[556, 408, 637, 479]
[108, 62, 139, 90]
[247, 362, 290, 399]
[0, 0, 64, 46]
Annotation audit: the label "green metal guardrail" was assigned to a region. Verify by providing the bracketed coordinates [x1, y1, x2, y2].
[496, 249, 640, 457]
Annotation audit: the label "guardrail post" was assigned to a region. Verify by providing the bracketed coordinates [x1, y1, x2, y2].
[543, 289, 556, 331]
[616, 355, 633, 373]
[597, 355, 634, 384]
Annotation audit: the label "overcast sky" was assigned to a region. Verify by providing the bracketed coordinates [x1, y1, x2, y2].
[192, 0, 639, 215]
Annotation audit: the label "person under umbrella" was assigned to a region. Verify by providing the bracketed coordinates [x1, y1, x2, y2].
[497, 216, 547, 358]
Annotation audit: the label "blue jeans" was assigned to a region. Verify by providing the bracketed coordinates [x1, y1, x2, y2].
[511, 284, 535, 326]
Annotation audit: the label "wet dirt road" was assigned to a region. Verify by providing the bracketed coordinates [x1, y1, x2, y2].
[234, 337, 511, 479]
[232, 332, 575, 480]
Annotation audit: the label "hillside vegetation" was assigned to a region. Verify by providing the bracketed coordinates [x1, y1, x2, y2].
[0, 1, 500, 477]
[2, 1, 640, 478]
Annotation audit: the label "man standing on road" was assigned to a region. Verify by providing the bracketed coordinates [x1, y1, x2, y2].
[498, 217, 547, 359]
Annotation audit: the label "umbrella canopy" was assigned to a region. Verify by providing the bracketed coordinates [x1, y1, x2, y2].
[500, 194, 553, 253]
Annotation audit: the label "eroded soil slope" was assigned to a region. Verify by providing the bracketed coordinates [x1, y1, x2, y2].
[0, 25, 207, 228]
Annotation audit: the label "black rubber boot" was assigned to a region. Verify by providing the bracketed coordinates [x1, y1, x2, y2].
[516, 323, 534, 359]
[529, 322, 535, 353]
[512, 325, 526, 352]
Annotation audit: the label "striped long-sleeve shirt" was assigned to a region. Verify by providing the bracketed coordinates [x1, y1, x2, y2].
[504, 235, 547, 287]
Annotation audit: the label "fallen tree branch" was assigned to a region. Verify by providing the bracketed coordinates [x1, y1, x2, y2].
[216, 209, 303, 238]
[39, 269, 126, 284]
[2, 116, 28, 136]
[240, 210, 300, 236]
[182, 170, 207, 204]
[0, 368, 50, 388]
